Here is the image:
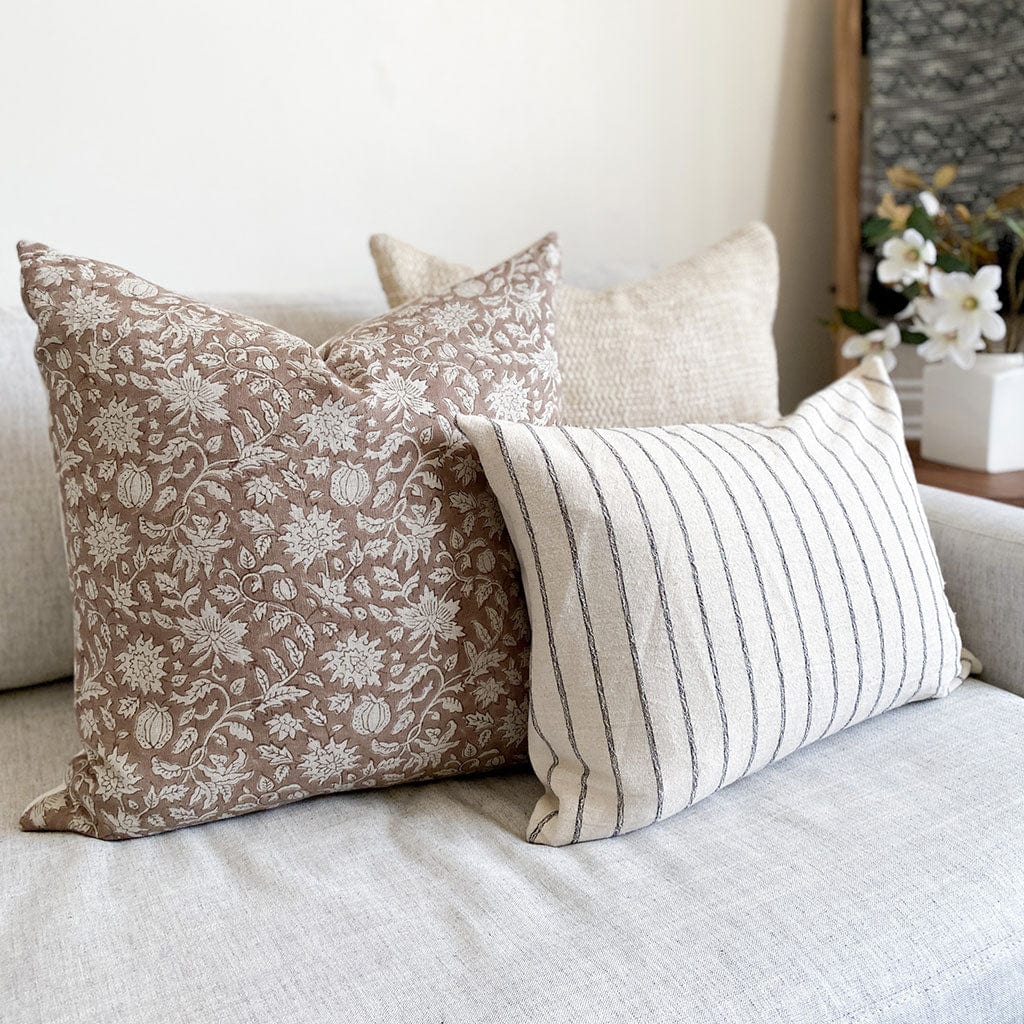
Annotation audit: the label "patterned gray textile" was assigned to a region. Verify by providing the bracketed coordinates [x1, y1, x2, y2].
[0, 297, 380, 692]
[864, 1, 1024, 209]
[919, 484, 1024, 697]
[2, 677, 1023, 1023]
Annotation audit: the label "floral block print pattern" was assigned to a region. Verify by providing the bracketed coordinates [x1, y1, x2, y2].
[18, 236, 561, 839]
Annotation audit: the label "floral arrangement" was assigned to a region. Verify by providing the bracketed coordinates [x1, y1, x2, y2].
[832, 164, 1024, 370]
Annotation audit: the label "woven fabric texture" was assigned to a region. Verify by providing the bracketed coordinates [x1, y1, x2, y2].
[3, 675, 1023, 1023]
[460, 357, 965, 845]
[371, 224, 780, 427]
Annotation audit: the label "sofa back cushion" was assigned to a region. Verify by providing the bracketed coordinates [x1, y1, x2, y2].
[19, 236, 560, 839]
[459, 357, 966, 845]
[371, 223, 780, 427]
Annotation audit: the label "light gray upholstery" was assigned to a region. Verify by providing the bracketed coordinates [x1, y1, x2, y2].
[0, 298, 381, 692]
[920, 484, 1024, 697]
[3, 676, 1023, 1023]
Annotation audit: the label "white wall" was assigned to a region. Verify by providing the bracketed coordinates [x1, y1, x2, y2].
[0, 0, 833, 409]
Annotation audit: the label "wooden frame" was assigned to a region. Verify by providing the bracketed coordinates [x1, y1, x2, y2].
[833, 0, 862, 376]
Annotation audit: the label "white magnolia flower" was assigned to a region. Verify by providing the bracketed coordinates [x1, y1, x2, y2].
[178, 602, 252, 666]
[485, 373, 531, 421]
[296, 397, 361, 454]
[397, 588, 464, 650]
[115, 636, 167, 694]
[84, 510, 130, 567]
[281, 505, 345, 568]
[322, 631, 384, 688]
[156, 365, 229, 425]
[917, 326, 986, 369]
[918, 190, 941, 216]
[840, 322, 901, 372]
[878, 229, 936, 287]
[90, 396, 142, 455]
[928, 266, 1006, 346]
[299, 737, 360, 785]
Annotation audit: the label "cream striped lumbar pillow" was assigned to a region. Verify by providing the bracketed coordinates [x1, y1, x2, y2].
[458, 356, 967, 846]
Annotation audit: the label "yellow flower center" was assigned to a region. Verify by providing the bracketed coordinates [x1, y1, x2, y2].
[962, 296, 979, 311]
[906, 249, 920, 261]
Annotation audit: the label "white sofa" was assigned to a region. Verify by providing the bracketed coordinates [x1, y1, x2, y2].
[2, 301, 1024, 1023]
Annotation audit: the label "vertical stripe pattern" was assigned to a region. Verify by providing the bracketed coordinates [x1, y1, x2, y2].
[458, 357, 965, 846]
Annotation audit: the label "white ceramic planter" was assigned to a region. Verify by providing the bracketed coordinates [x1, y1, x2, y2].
[921, 352, 1024, 472]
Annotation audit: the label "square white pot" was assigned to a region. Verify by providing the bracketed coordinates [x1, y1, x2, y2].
[921, 352, 1024, 472]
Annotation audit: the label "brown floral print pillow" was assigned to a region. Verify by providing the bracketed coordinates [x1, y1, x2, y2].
[18, 236, 561, 839]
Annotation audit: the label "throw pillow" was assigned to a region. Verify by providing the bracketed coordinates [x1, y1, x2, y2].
[459, 356, 966, 845]
[19, 235, 561, 840]
[370, 223, 780, 426]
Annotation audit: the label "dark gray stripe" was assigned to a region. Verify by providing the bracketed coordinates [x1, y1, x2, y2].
[789, 404, 908, 719]
[528, 808, 558, 844]
[490, 422, 583, 842]
[704, 424, 841, 746]
[806, 397, 927, 709]
[624, 430, 731, 792]
[526, 424, 626, 837]
[833, 381, 956, 687]
[601, 430, 698, 809]
[647, 428, 761, 776]
[763, 420, 887, 729]
[662, 427, 788, 768]
[559, 429, 664, 822]
[690, 425, 814, 756]
[731, 423, 860, 739]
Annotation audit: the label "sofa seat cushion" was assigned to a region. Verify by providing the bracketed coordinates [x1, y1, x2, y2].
[2, 678, 1023, 1023]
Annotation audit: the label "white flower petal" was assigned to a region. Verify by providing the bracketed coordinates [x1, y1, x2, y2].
[877, 259, 902, 284]
[903, 228, 925, 247]
[841, 335, 870, 359]
[982, 311, 1007, 341]
[881, 322, 902, 349]
[975, 264, 1002, 292]
[882, 349, 898, 372]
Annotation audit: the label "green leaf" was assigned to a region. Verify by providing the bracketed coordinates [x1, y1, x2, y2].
[899, 328, 928, 346]
[906, 206, 936, 240]
[935, 251, 970, 273]
[838, 308, 880, 334]
[862, 216, 896, 246]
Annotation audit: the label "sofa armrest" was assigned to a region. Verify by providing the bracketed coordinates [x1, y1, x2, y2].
[919, 484, 1024, 697]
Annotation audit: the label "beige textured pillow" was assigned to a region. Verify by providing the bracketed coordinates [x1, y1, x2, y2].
[371, 223, 780, 426]
[459, 357, 966, 846]
[19, 236, 561, 839]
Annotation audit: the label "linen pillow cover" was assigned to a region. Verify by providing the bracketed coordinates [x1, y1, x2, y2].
[18, 236, 561, 840]
[459, 356, 966, 846]
[370, 223, 780, 426]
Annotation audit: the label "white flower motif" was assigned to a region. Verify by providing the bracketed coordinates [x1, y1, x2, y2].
[928, 266, 1006, 346]
[281, 505, 345, 568]
[370, 370, 435, 419]
[485, 373, 531, 421]
[84, 509, 130, 567]
[297, 397, 361, 453]
[90, 396, 142, 455]
[878, 228, 936, 287]
[36, 264, 73, 288]
[840, 322, 901, 372]
[177, 514, 231, 579]
[156, 365, 229, 425]
[115, 636, 167, 694]
[397, 588, 464, 650]
[322, 631, 384, 688]
[267, 712, 306, 741]
[244, 477, 285, 506]
[116, 276, 159, 299]
[299, 737, 360, 785]
[92, 748, 142, 801]
[430, 301, 477, 336]
[58, 285, 118, 336]
[178, 602, 252, 666]
[307, 574, 350, 614]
